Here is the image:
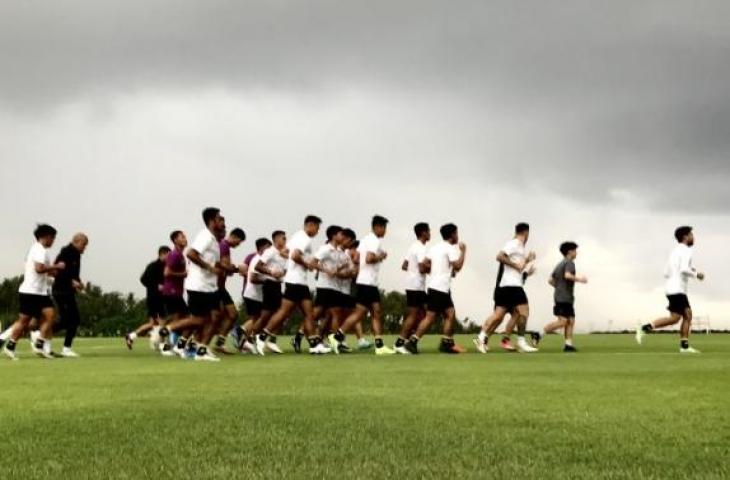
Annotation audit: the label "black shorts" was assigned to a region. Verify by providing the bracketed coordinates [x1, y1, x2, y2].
[146, 295, 165, 318]
[553, 302, 575, 318]
[283, 283, 311, 303]
[667, 294, 691, 315]
[187, 290, 220, 317]
[218, 288, 235, 307]
[356, 284, 381, 307]
[163, 295, 189, 317]
[340, 292, 356, 309]
[244, 297, 263, 317]
[494, 287, 529, 310]
[406, 290, 428, 309]
[18, 293, 54, 319]
[426, 289, 454, 314]
[315, 288, 344, 309]
[262, 281, 283, 312]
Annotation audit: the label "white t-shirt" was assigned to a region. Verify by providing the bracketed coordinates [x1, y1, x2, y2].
[499, 238, 526, 288]
[426, 241, 461, 293]
[284, 230, 313, 286]
[260, 246, 287, 282]
[243, 254, 264, 301]
[664, 243, 697, 295]
[315, 243, 342, 291]
[404, 241, 428, 292]
[338, 250, 356, 295]
[185, 229, 221, 293]
[357, 233, 384, 286]
[19, 242, 53, 296]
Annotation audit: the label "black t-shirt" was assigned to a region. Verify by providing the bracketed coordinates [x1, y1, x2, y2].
[53, 244, 81, 295]
[140, 260, 165, 298]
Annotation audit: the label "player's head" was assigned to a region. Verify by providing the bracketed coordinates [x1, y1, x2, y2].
[272, 230, 287, 249]
[170, 230, 188, 249]
[341, 228, 357, 249]
[34, 224, 57, 247]
[372, 215, 389, 238]
[202, 207, 225, 235]
[71, 233, 89, 254]
[675, 226, 694, 246]
[440, 223, 459, 244]
[515, 222, 530, 242]
[560, 241, 579, 259]
[326, 225, 343, 243]
[255, 237, 272, 254]
[304, 215, 322, 237]
[228, 228, 246, 248]
[414, 222, 430, 242]
[158, 245, 171, 261]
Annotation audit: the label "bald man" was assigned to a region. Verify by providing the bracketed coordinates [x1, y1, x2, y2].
[51, 233, 89, 357]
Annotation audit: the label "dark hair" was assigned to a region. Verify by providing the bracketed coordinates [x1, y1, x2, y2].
[342, 228, 357, 241]
[440, 223, 458, 240]
[255, 238, 272, 250]
[372, 215, 389, 228]
[272, 230, 286, 241]
[170, 230, 183, 242]
[304, 215, 322, 225]
[515, 222, 530, 234]
[351, 240, 360, 249]
[158, 246, 171, 255]
[34, 224, 57, 240]
[230, 228, 246, 241]
[414, 222, 430, 238]
[326, 225, 343, 241]
[674, 226, 693, 243]
[560, 242, 578, 256]
[202, 207, 221, 225]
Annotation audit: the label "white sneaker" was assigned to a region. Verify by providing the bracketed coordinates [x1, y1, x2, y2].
[266, 341, 283, 354]
[241, 340, 257, 355]
[395, 345, 411, 355]
[357, 338, 373, 350]
[3, 346, 18, 361]
[173, 346, 187, 359]
[61, 348, 80, 358]
[635, 324, 646, 345]
[473, 338, 489, 354]
[194, 352, 221, 362]
[375, 345, 396, 356]
[255, 336, 267, 356]
[680, 347, 701, 354]
[517, 338, 538, 353]
[309, 343, 332, 355]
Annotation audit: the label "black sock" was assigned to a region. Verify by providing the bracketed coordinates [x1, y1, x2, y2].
[176, 337, 187, 349]
[295, 331, 304, 341]
[334, 330, 345, 342]
[7, 340, 16, 351]
[35, 339, 44, 350]
[258, 331, 269, 342]
[395, 337, 406, 347]
[307, 336, 319, 348]
[375, 338, 384, 349]
[642, 324, 653, 333]
[441, 337, 454, 346]
[409, 335, 419, 345]
[215, 336, 225, 347]
[159, 327, 169, 338]
[197, 346, 207, 356]
[502, 335, 510, 342]
[681, 339, 689, 349]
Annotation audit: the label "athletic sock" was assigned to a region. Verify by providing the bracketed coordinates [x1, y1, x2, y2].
[409, 335, 420, 344]
[197, 346, 207, 356]
[159, 327, 169, 338]
[395, 337, 406, 347]
[176, 337, 187, 349]
[307, 336, 319, 348]
[478, 330, 487, 344]
[502, 335, 510, 342]
[334, 329, 346, 342]
[258, 331, 270, 342]
[215, 335, 225, 348]
[294, 331, 304, 342]
[681, 339, 689, 349]
[35, 338, 44, 350]
[374, 338, 384, 349]
[43, 339, 52, 355]
[441, 337, 454, 346]
[641, 323, 653, 333]
[6, 340, 17, 351]
[565, 338, 573, 346]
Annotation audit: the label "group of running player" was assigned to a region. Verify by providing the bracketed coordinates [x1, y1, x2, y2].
[0, 207, 705, 361]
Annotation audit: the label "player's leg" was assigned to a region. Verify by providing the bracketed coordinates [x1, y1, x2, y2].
[396, 305, 422, 353]
[475, 307, 509, 353]
[501, 312, 518, 352]
[2, 312, 33, 360]
[58, 294, 81, 357]
[563, 317, 577, 352]
[514, 303, 537, 353]
[438, 307, 464, 354]
[257, 299, 296, 355]
[679, 308, 697, 353]
[36, 305, 57, 358]
[300, 298, 330, 354]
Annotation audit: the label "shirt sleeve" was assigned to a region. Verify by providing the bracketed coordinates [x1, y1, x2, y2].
[416, 246, 427, 263]
[566, 261, 576, 276]
[502, 240, 518, 256]
[30, 244, 46, 264]
[315, 246, 329, 261]
[190, 231, 209, 254]
[260, 248, 273, 264]
[680, 250, 696, 277]
[447, 246, 460, 263]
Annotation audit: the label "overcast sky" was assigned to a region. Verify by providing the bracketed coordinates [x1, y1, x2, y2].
[1, 0, 729, 331]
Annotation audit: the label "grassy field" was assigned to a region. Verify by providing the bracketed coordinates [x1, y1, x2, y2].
[1, 334, 728, 479]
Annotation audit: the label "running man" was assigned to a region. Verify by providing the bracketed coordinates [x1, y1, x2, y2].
[394, 222, 430, 354]
[256, 215, 331, 355]
[636, 226, 705, 353]
[313, 226, 349, 353]
[536, 242, 587, 352]
[242, 238, 273, 352]
[2, 224, 65, 360]
[404, 223, 467, 354]
[213, 227, 246, 354]
[126, 246, 170, 349]
[332, 215, 395, 355]
[51, 232, 89, 358]
[474, 223, 538, 354]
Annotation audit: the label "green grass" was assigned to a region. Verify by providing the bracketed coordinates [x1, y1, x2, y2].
[1, 334, 729, 479]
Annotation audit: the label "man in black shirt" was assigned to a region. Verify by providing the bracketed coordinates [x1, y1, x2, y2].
[52, 233, 89, 358]
[126, 246, 170, 350]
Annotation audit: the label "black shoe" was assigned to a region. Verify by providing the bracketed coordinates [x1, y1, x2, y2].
[404, 340, 419, 355]
[291, 336, 302, 354]
[338, 343, 352, 354]
[563, 345, 577, 353]
[530, 332, 542, 347]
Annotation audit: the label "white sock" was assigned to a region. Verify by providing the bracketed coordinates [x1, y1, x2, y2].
[129, 332, 138, 340]
[565, 338, 573, 346]
[478, 331, 487, 343]
[43, 338, 51, 354]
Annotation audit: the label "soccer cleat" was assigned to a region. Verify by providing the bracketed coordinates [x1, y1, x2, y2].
[160, 347, 175, 357]
[309, 343, 332, 355]
[3, 346, 17, 361]
[439, 342, 466, 354]
[266, 341, 283, 354]
[194, 352, 221, 362]
[473, 338, 489, 354]
[255, 336, 267, 357]
[357, 338, 373, 350]
[291, 335, 303, 354]
[124, 334, 134, 350]
[530, 332, 543, 347]
[395, 345, 411, 355]
[37, 348, 54, 360]
[375, 345, 396, 356]
[404, 340, 419, 355]
[680, 347, 700, 354]
[338, 343, 352, 354]
[173, 346, 188, 359]
[501, 338, 517, 352]
[563, 345, 578, 353]
[517, 338, 538, 353]
[241, 340, 257, 355]
[635, 324, 646, 345]
[327, 334, 340, 355]
[61, 348, 80, 358]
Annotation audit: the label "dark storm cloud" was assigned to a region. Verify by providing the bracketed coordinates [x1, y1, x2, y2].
[1, 0, 729, 209]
